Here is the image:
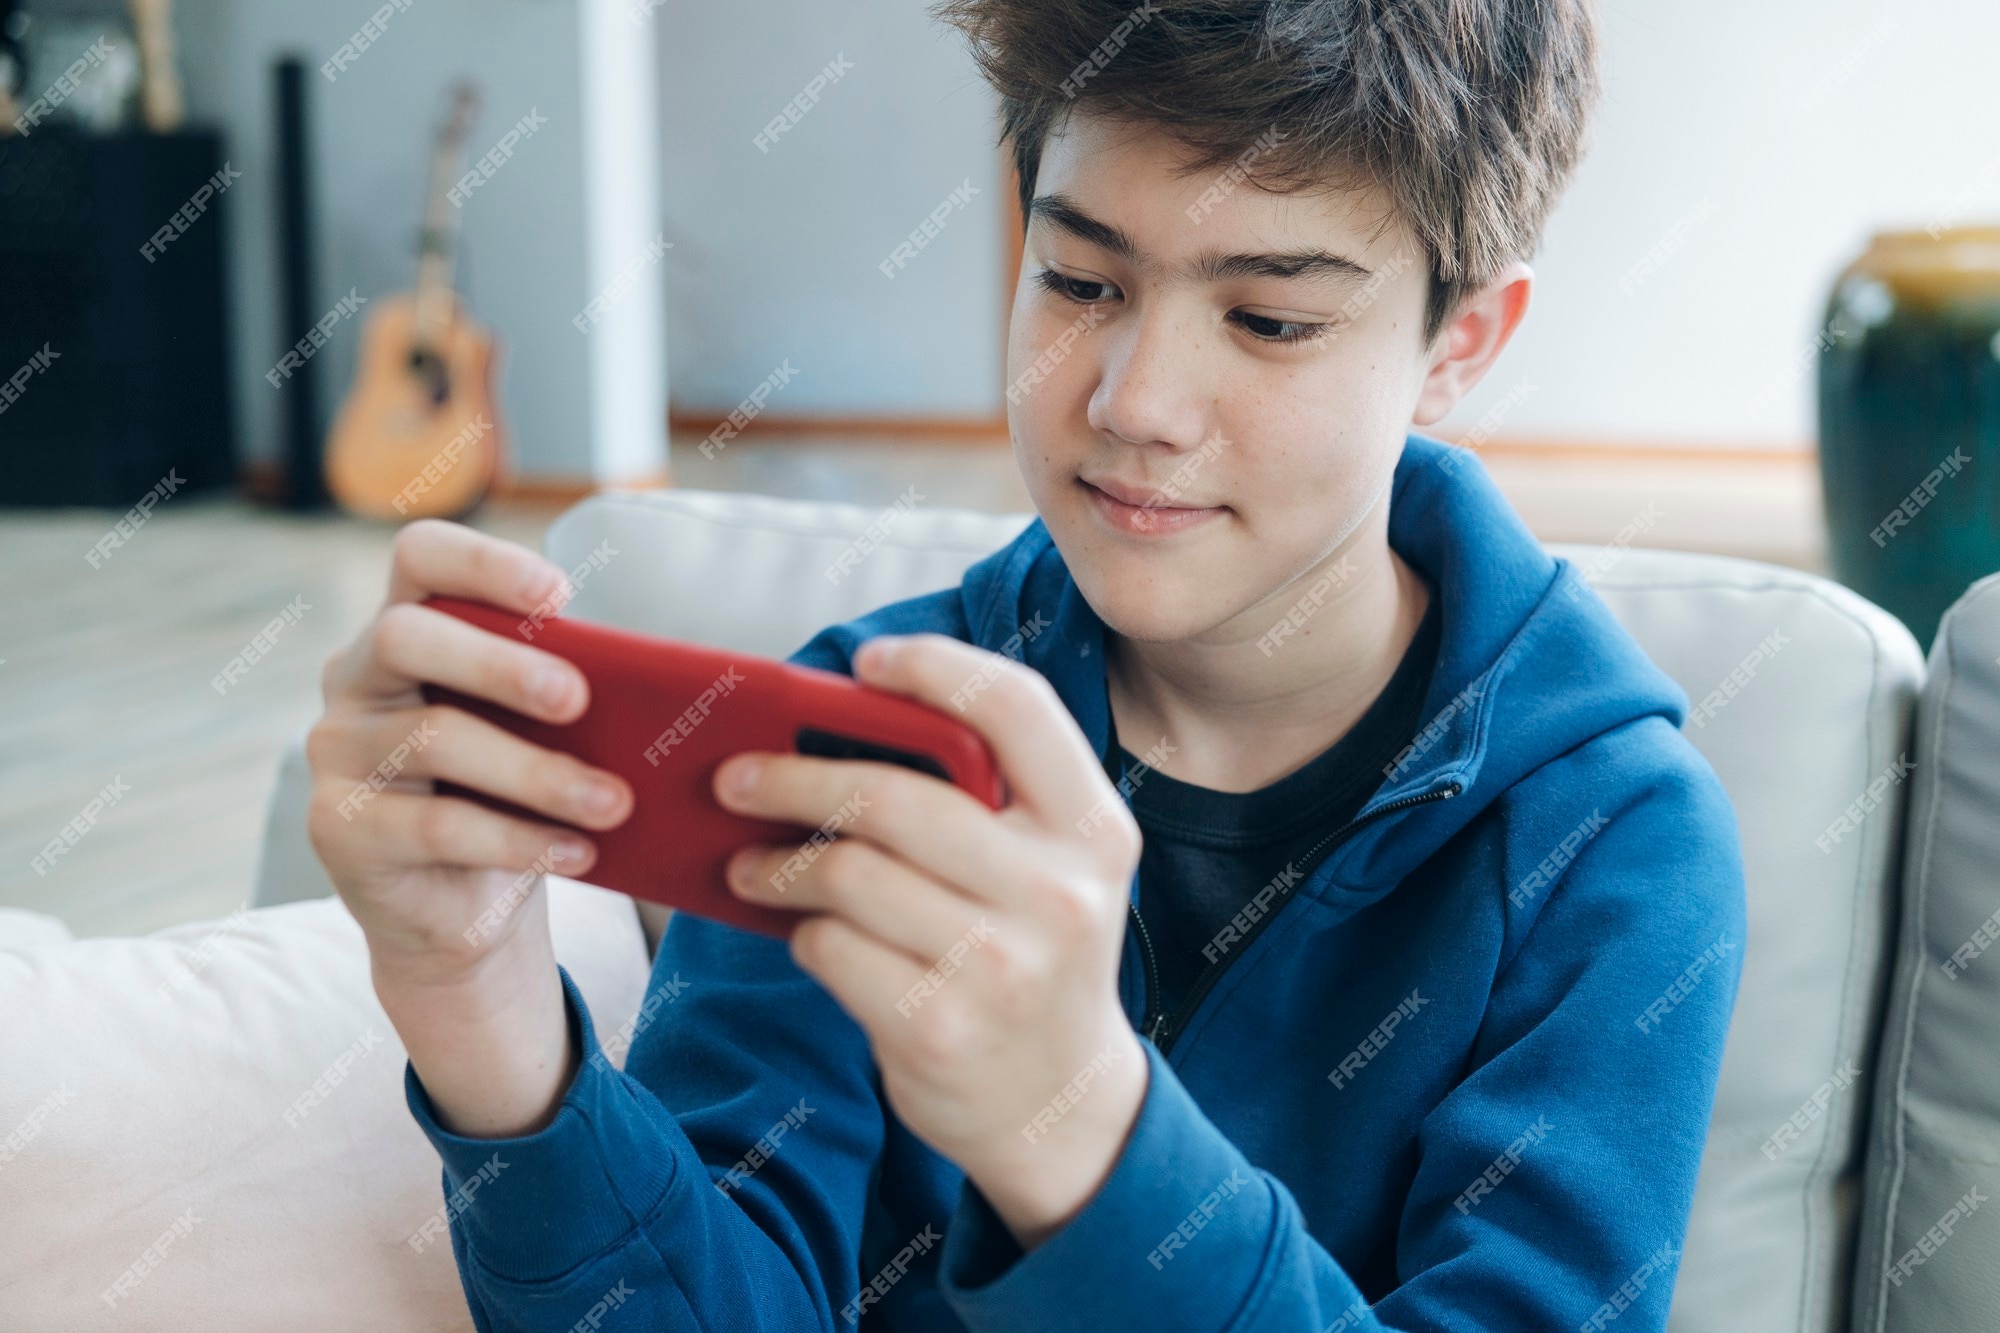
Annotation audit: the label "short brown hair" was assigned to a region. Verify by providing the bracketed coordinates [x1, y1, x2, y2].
[935, 0, 1601, 341]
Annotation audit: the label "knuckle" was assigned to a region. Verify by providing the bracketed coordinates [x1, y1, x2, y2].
[413, 797, 467, 862]
[393, 517, 448, 568]
[303, 715, 346, 774]
[813, 839, 868, 906]
[369, 602, 425, 672]
[909, 1001, 970, 1064]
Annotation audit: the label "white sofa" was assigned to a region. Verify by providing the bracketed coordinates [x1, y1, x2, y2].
[3, 486, 1996, 1332]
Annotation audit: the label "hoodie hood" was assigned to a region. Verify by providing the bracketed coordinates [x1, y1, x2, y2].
[953, 432, 1691, 904]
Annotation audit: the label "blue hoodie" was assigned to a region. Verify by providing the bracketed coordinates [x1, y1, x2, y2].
[405, 434, 1745, 1332]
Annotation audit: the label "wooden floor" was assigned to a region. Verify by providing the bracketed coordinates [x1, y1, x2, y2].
[0, 434, 1825, 939]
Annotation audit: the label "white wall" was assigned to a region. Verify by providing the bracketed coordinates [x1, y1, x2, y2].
[178, 0, 665, 482]
[656, 0, 1999, 450]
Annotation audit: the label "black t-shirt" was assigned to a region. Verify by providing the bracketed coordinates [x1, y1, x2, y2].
[1107, 587, 1442, 1024]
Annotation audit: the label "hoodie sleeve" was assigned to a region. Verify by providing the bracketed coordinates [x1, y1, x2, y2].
[404, 913, 885, 1332]
[936, 752, 1746, 1333]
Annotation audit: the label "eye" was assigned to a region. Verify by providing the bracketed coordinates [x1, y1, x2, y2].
[1229, 310, 1330, 345]
[1034, 268, 1118, 304]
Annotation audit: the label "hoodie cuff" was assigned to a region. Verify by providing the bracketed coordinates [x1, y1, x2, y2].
[403, 963, 688, 1283]
[938, 1042, 1280, 1332]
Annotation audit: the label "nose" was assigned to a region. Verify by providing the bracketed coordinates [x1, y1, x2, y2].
[1086, 304, 1212, 454]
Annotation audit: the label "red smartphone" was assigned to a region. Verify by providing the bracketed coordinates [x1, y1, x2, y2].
[418, 595, 1007, 937]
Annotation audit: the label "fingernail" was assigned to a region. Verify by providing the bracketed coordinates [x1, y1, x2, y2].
[861, 637, 899, 670]
[576, 781, 618, 817]
[551, 836, 591, 866]
[722, 757, 761, 800]
[532, 667, 572, 710]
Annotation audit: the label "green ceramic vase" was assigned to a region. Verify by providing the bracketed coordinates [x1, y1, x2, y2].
[1818, 227, 2000, 650]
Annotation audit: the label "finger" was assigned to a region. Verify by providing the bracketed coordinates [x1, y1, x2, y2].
[726, 838, 983, 962]
[786, 914, 935, 1031]
[325, 706, 631, 832]
[320, 786, 596, 876]
[338, 601, 589, 723]
[713, 751, 1028, 905]
[853, 634, 1120, 831]
[386, 519, 572, 616]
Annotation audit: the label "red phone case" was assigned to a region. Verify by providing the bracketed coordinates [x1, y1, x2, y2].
[418, 595, 1006, 937]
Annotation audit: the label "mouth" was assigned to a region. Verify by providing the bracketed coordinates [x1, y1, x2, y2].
[1078, 476, 1228, 536]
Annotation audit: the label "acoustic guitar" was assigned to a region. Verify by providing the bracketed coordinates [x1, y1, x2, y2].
[325, 85, 505, 520]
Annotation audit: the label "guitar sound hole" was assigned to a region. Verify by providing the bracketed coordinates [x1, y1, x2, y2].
[406, 347, 451, 406]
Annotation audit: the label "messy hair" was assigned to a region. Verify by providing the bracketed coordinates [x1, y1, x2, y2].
[934, 0, 1601, 342]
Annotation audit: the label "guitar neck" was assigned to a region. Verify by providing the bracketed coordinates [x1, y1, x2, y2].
[129, 0, 185, 132]
[411, 93, 477, 351]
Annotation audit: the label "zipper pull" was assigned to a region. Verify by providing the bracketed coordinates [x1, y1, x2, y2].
[1145, 1012, 1168, 1045]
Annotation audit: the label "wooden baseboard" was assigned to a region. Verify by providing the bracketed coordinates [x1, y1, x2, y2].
[234, 460, 671, 511]
[669, 409, 1009, 442]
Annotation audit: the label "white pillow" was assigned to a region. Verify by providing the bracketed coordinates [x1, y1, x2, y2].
[0, 878, 650, 1331]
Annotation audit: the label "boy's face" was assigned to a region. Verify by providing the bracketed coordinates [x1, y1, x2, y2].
[1009, 112, 1440, 647]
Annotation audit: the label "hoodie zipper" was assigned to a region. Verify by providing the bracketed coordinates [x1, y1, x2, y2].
[1127, 780, 1462, 1055]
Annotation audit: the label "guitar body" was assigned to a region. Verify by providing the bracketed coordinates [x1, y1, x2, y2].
[324, 294, 505, 520]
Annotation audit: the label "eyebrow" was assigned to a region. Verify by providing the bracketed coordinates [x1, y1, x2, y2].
[1028, 192, 1375, 284]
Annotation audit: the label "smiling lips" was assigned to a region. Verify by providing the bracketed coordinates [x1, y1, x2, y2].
[1080, 476, 1227, 535]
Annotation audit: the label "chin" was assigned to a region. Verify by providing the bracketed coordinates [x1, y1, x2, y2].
[1052, 527, 1245, 644]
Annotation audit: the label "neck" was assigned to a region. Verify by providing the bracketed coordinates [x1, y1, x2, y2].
[1104, 505, 1430, 794]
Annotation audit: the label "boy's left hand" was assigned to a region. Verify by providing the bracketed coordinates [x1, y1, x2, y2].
[715, 632, 1150, 1250]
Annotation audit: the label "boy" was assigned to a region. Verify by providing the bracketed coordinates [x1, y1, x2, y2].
[305, 1, 1745, 1328]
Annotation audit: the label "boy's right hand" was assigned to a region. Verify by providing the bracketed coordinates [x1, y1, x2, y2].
[305, 520, 635, 992]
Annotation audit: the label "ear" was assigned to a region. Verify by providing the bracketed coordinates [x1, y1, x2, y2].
[1410, 262, 1534, 428]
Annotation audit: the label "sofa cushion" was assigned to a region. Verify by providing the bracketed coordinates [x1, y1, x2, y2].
[1854, 571, 2000, 1331]
[1551, 544, 1925, 1333]
[0, 877, 650, 1331]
